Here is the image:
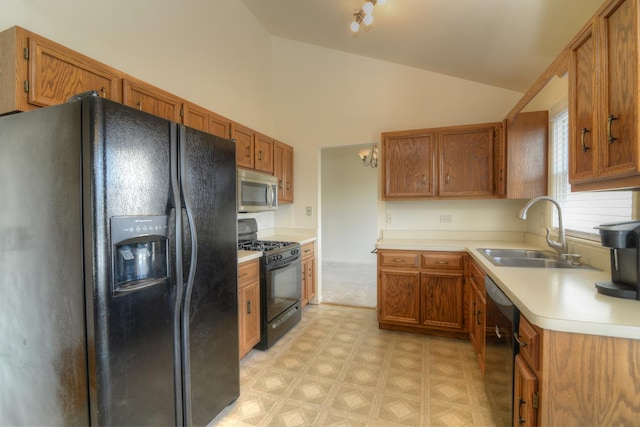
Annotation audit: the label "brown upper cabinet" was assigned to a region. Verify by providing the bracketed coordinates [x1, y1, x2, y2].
[253, 132, 274, 174]
[0, 26, 122, 115]
[182, 102, 210, 133]
[0, 25, 294, 193]
[382, 122, 499, 200]
[382, 129, 436, 199]
[207, 111, 232, 139]
[274, 141, 294, 203]
[569, 0, 640, 190]
[232, 125, 276, 174]
[497, 111, 549, 199]
[438, 123, 497, 198]
[183, 102, 231, 139]
[122, 78, 182, 123]
[231, 122, 255, 169]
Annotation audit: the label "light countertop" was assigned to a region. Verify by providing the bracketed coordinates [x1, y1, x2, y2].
[377, 237, 640, 340]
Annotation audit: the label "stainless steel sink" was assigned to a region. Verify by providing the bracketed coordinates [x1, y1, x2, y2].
[491, 257, 583, 269]
[478, 248, 555, 259]
[478, 248, 595, 269]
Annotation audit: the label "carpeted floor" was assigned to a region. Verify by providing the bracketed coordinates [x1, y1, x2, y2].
[321, 262, 377, 308]
[211, 304, 496, 426]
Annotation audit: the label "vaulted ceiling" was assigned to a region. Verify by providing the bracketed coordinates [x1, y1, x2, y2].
[239, 0, 604, 92]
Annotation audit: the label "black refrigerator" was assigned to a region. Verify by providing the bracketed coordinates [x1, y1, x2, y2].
[0, 94, 239, 426]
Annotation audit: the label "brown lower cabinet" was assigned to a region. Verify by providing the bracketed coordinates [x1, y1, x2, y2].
[301, 242, 315, 307]
[467, 258, 486, 375]
[238, 258, 260, 359]
[379, 253, 640, 426]
[377, 250, 467, 338]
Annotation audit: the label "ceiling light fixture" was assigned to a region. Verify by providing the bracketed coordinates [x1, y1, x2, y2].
[358, 144, 378, 168]
[350, 0, 388, 33]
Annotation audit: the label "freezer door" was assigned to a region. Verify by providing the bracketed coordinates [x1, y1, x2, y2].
[82, 97, 179, 426]
[0, 103, 88, 425]
[179, 125, 239, 426]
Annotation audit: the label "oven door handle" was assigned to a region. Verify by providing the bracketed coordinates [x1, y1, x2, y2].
[268, 258, 301, 272]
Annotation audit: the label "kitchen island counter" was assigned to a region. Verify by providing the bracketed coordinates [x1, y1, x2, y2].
[377, 236, 640, 339]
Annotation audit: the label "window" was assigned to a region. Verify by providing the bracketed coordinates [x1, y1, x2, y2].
[550, 109, 634, 240]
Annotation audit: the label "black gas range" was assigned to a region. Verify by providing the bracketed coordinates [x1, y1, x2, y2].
[238, 219, 302, 350]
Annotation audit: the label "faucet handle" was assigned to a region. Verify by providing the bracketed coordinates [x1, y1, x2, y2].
[561, 253, 582, 265]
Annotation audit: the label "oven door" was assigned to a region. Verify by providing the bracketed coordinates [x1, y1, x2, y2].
[264, 258, 302, 323]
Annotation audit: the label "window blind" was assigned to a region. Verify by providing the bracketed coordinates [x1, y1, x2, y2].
[550, 109, 633, 238]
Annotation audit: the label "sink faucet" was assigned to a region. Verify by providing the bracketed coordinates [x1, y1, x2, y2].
[517, 196, 568, 257]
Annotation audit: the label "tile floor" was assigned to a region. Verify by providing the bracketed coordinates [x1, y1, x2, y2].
[211, 304, 497, 426]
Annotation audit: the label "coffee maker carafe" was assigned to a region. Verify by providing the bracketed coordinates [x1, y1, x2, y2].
[595, 220, 640, 300]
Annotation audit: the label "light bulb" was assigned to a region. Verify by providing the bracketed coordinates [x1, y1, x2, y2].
[362, 1, 374, 15]
[363, 14, 374, 26]
[350, 20, 360, 32]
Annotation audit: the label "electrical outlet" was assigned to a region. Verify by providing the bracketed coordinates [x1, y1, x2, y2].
[306, 206, 312, 216]
[440, 215, 452, 223]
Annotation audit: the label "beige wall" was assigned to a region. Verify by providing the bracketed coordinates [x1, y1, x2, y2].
[270, 37, 524, 231]
[0, 0, 275, 134]
[1, 0, 527, 235]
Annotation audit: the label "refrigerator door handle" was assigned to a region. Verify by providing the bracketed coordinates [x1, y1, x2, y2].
[170, 125, 185, 427]
[178, 125, 198, 427]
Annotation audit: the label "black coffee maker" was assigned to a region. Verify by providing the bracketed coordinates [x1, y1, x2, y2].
[595, 220, 640, 300]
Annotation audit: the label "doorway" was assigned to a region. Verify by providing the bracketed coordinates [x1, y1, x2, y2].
[320, 144, 378, 308]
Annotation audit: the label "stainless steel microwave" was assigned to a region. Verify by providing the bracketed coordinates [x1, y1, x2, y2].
[237, 169, 278, 212]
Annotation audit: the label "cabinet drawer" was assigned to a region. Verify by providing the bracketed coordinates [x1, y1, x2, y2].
[422, 252, 464, 270]
[379, 251, 420, 268]
[301, 242, 315, 260]
[517, 315, 541, 371]
[238, 259, 259, 287]
[468, 259, 485, 294]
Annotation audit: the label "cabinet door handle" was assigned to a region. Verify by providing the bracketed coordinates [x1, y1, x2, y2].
[581, 127, 590, 152]
[279, 179, 283, 189]
[608, 114, 618, 144]
[518, 397, 526, 425]
[100, 86, 106, 98]
[392, 258, 405, 262]
[240, 272, 248, 278]
[258, 151, 263, 161]
[477, 310, 482, 325]
[421, 175, 426, 184]
[245, 146, 251, 158]
[445, 173, 450, 184]
[137, 101, 143, 111]
[514, 334, 528, 347]
[435, 260, 449, 265]
[247, 300, 252, 315]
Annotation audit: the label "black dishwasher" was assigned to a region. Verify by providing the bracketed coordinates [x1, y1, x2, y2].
[484, 275, 520, 427]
